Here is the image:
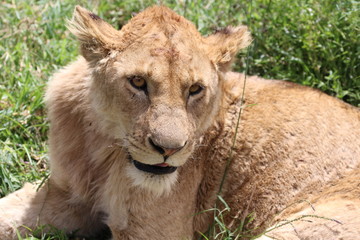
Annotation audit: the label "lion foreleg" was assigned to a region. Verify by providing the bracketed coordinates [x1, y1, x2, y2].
[0, 183, 48, 239]
[0, 181, 103, 239]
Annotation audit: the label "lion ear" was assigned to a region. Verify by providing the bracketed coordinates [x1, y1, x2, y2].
[205, 26, 252, 72]
[68, 6, 123, 63]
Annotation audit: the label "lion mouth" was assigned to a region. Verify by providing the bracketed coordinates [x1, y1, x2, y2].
[133, 160, 178, 175]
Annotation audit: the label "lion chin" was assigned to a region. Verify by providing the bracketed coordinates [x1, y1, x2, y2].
[126, 164, 179, 197]
[126, 155, 179, 196]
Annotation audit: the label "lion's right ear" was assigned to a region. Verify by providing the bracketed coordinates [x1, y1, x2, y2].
[68, 6, 123, 63]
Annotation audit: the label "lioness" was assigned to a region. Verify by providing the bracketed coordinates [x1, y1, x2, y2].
[0, 5, 359, 240]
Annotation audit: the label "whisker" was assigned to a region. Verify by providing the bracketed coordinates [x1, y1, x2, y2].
[107, 141, 124, 149]
[127, 136, 153, 154]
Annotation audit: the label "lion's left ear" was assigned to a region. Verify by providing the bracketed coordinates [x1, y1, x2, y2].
[205, 26, 252, 72]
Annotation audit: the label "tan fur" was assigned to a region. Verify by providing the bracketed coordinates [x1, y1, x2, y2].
[0, 5, 359, 240]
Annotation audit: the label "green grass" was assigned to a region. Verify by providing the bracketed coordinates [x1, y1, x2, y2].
[0, 0, 359, 239]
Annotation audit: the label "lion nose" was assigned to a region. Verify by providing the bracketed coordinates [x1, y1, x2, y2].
[148, 138, 186, 157]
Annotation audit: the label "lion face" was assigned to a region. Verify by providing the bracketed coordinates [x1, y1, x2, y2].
[69, 6, 251, 195]
[89, 31, 221, 195]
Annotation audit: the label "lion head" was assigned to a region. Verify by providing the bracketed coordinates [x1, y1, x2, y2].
[68, 6, 251, 195]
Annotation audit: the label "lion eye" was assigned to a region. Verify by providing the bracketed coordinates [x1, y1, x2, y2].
[189, 84, 203, 96]
[128, 76, 147, 91]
